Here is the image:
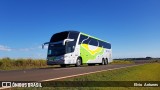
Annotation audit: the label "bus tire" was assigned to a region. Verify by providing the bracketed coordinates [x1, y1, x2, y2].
[105, 58, 108, 65]
[99, 58, 105, 65]
[75, 57, 82, 67]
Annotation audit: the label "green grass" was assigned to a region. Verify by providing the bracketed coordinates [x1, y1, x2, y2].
[39, 63, 160, 90]
[64, 63, 160, 81]
[0, 58, 134, 71]
[0, 57, 47, 70]
[13, 63, 160, 90]
[1, 58, 159, 90]
[110, 60, 134, 64]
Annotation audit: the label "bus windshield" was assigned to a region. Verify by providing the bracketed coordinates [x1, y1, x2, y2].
[50, 32, 69, 42]
[47, 44, 66, 57]
[47, 31, 79, 57]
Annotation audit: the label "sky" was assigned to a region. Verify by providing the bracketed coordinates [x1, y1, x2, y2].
[0, 0, 160, 59]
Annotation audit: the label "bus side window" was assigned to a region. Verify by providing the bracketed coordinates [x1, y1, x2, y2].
[89, 38, 98, 46]
[79, 35, 88, 44]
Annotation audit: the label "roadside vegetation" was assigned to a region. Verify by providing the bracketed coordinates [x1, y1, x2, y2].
[58, 63, 160, 90]
[51, 63, 160, 90]
[0, 57, 47, 70]
[0, 57, 159, 71]
[13, 63, 160, 90]
[110, 60, 134, 64]
[0, 58, 136, 71]
[63, 63, 160, 81]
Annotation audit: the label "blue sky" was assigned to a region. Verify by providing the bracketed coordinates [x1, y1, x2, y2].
[0, 0, 160, 59]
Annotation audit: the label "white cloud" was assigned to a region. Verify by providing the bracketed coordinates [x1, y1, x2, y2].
[18, 48, 33, 51]
[0, 45, 12, 51]
[0, 44, 47, 52]
[16, 45, 47, 52]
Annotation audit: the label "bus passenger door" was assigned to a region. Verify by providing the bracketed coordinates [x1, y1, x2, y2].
[66, 42, 77, 64]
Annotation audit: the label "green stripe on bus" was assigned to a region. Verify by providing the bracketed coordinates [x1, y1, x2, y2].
[80, 32, 108, 43]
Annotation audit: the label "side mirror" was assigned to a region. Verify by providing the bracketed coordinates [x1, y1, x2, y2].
[42, 44, 44, 49]
[42, 42, 49, 49]
[63, 39, 74, 45]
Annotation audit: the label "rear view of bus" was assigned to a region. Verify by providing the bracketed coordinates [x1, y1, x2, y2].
[42, 31, 112, 67]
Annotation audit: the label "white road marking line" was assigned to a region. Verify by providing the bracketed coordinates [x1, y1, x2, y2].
[41, 64, 143, 82]
[0, 64, 144, 90]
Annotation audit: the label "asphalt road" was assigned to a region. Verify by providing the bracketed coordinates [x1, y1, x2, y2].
[0, 63, 145, 82]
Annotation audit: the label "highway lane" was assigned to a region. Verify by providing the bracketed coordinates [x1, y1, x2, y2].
[0, 63, 145, 81]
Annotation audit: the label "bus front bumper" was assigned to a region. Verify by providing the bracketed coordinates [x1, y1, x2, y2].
[47, 60, 65, 65]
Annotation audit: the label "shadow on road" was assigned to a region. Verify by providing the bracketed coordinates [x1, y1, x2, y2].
[39, 65, 76, 69]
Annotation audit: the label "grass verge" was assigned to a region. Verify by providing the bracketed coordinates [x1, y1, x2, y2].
[0, 57, 47, 70]
[110, 60, 134, 64]
[12, 63, 160, 90]
[0, 58, 135, 71]
[63, 63, 160, 81]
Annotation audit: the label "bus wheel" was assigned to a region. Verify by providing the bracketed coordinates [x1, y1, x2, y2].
[99, 58, 105, 65]
[60, 64, 66, 67]
[75, 58, 82, 67]
[105, 58, 108, 65]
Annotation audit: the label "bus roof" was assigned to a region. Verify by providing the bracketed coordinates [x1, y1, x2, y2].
[55, 30, 110, 44]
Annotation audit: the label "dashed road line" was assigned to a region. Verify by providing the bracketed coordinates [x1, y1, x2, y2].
[41, 64, 143, 82]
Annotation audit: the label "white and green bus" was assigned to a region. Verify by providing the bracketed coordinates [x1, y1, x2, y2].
[42, 31, 112, 67]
